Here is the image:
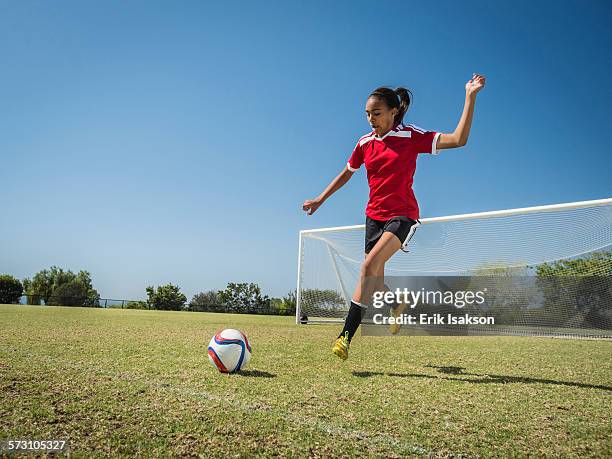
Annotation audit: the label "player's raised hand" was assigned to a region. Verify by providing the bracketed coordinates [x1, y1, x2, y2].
[302, 198, 322, 216]
[465, 73, 486, 96]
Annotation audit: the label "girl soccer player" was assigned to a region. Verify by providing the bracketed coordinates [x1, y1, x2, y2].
[302, 73, 486, 360]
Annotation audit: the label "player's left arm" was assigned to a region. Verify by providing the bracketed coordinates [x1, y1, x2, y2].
[436, 73, 486, 150]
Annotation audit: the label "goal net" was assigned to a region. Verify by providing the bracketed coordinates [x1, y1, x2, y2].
[296, 198, 612, 338]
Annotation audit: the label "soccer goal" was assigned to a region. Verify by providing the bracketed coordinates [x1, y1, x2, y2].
[296, 198, 612, 338]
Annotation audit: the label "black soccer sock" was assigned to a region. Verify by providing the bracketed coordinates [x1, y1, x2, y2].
[338, 301, 367, 342]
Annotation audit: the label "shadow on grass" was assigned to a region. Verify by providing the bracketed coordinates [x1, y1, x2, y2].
[352, 366, 612, 392]
[236, 369, 276, 378]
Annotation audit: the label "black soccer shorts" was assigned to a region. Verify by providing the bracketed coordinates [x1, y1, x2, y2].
[365, 216, 420, 254]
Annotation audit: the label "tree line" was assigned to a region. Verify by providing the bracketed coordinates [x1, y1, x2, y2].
[1, 251, 609, 325]
[0, 266, 296, 316]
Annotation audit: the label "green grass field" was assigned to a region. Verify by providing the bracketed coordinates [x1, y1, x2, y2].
[1, 305, 610, 457]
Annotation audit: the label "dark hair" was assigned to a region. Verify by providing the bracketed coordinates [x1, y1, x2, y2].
[368, 87, 413, 126]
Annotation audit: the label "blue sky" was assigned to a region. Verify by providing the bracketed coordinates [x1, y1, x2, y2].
[1, 0, 611, 300]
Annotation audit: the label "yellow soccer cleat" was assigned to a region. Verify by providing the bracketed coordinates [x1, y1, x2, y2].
[389, 301, 407, 335]
[332, 331, 350, 360]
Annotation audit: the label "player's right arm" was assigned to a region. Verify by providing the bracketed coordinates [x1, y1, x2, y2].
[302, 166, 354, 216]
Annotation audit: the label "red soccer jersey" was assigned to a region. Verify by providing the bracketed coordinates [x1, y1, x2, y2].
[347, 124, 441, 221]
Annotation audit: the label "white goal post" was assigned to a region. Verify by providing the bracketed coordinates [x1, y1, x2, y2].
[295, 198, 612, 338]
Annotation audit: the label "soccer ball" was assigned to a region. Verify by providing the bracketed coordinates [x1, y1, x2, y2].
[207, 329, 252, 373]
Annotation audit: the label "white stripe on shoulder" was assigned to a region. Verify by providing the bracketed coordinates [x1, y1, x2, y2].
[358, 132, 376, 147]
[407, 124, 427, 134]
[386, 130, 412, 138]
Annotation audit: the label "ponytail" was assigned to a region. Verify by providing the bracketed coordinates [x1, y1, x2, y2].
[394, 87, 412, 126]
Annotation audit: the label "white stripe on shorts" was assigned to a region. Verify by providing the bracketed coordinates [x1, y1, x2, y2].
[400, 220, 421, 253]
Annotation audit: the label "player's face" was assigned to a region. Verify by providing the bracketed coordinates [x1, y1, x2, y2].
[365, 97, 398, 136]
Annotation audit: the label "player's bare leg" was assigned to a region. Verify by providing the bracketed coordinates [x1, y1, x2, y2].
[352, 231, 401, 305]
[332, 232, 401, 359]
[367, 263, 407, 334]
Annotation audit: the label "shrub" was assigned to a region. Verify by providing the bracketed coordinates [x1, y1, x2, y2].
[47, 281, 90, 306]
[189, 290, 221, 312]
[145, 284, 187, 311]
[0, 275, 23, 304]
[126, 301, 148, 310]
